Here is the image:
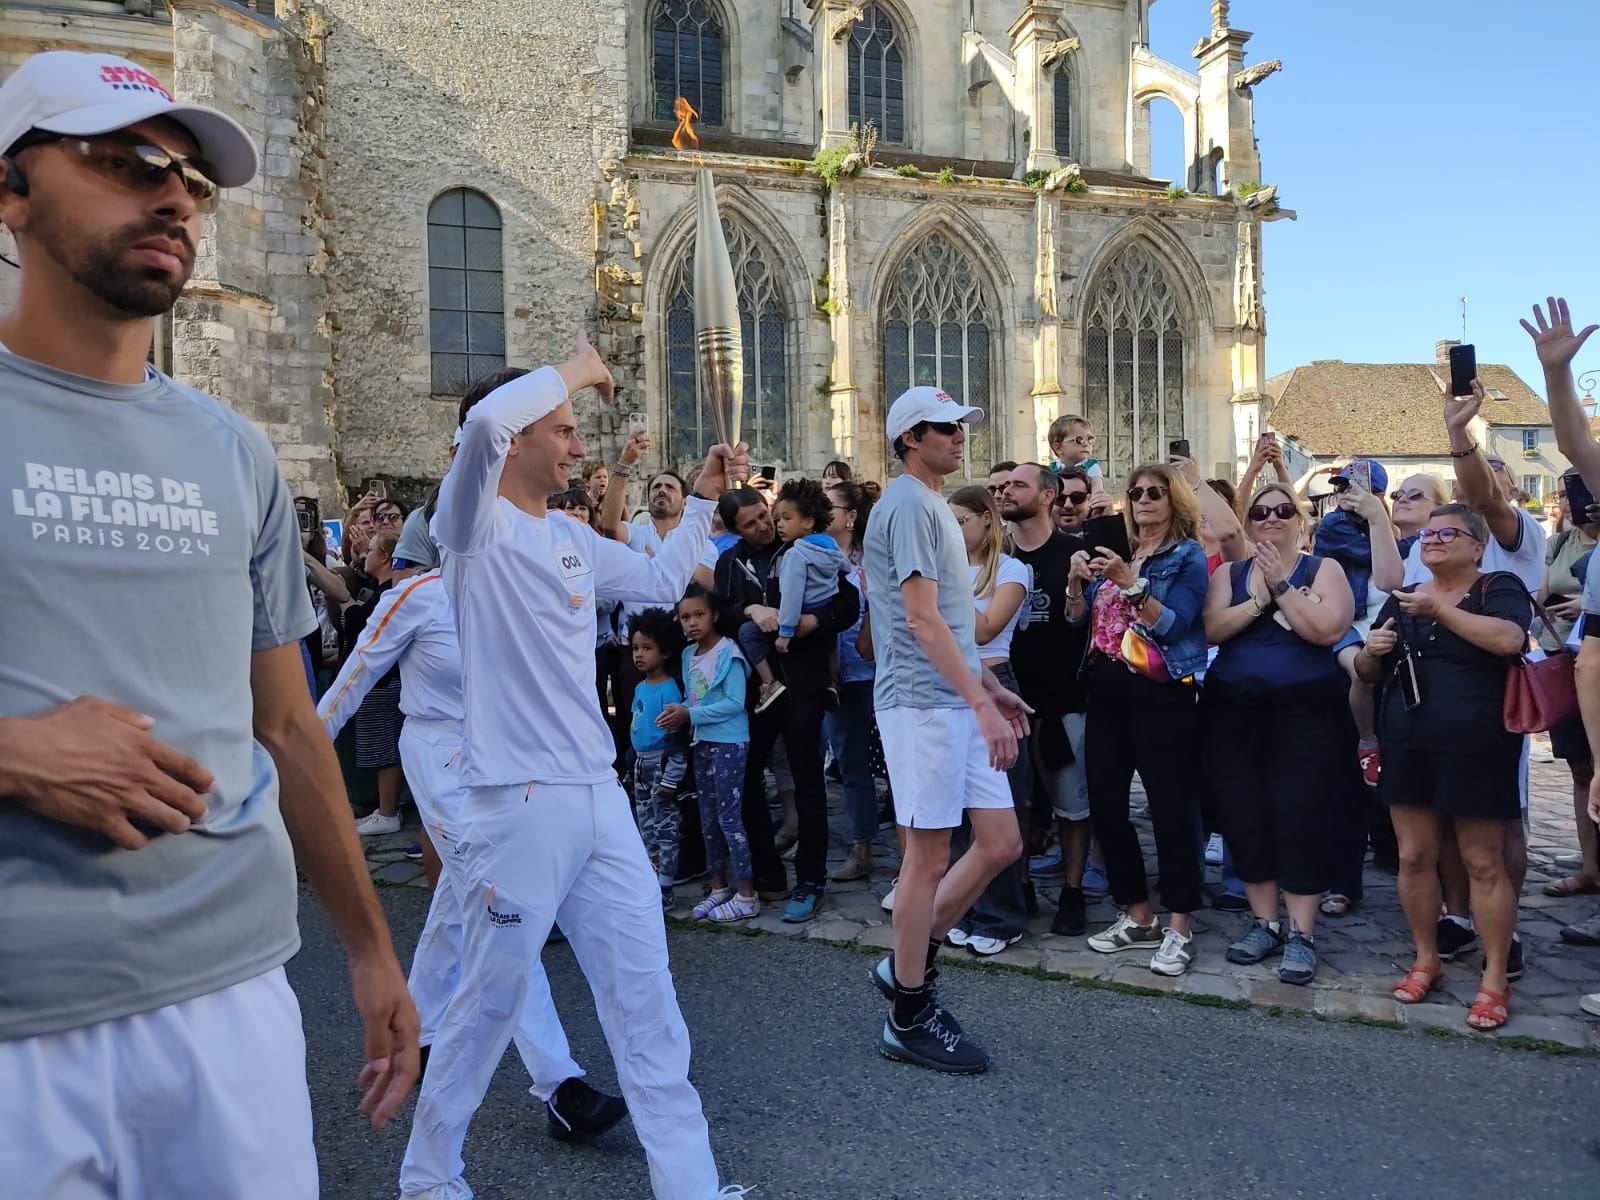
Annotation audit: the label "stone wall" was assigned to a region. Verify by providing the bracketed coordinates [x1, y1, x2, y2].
[313, 0, 632, 488]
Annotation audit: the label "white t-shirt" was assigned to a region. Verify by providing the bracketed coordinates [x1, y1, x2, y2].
[970, 554, 1032, 662]
[433, 367, 713, 786]
[1402, 506, 1546, 593]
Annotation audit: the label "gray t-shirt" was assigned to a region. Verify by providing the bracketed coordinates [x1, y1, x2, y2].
[0, 348, 316, 1039]
[394, 504, 439, 570]
[863, 474, 980, 710]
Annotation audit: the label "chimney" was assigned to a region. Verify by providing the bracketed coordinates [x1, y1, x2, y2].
[1435, 339, 1460, 366]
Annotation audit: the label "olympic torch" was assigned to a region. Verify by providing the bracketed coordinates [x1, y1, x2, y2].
[674, 97, 744, 453]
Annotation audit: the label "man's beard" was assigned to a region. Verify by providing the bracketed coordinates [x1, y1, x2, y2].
[650, 499, 680, 519]
[33, 212, 190, 317]
[1001, 501, 1038, 523]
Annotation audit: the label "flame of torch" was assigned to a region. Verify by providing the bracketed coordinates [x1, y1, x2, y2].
[672, 96, 700, 151]
[683, 98, 743, 455]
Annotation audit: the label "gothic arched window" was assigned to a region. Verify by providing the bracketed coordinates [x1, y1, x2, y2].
[1083, 246, 1186, 481]
[848, 5, 905, 145]
[882, 233, 995, 478]
[1054, 69, 1072, 157]
[427, 189, 504, 396]
[652, 0, 725, 127]
[664, 219, 790, 467]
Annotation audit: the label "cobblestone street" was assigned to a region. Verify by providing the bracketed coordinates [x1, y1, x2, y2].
[362, 733, 1600, 1053]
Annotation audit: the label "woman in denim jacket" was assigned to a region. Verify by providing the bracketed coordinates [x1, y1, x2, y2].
[1065, 462, 1210, 977]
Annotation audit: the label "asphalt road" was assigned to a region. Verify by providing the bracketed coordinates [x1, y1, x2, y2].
[292, 887, 1598, 1200]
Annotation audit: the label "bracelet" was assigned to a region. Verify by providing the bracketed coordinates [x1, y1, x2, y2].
[1066, 588, 1083, 603]
[1448, 441, 1477, 459]
[613, 461, 634, 476]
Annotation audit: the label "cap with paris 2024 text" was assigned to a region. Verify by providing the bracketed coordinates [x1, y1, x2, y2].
[0, 51, 259, 187]
[885, 386, 985, 443]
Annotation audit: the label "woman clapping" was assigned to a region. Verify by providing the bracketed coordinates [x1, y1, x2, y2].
[1203, 485, 1356, 984]
[1355, 505, 1533, 1030]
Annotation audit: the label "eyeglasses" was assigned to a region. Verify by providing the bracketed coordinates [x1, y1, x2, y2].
[1389, 488, 1427, 502]
[1067, 434, 1096, 447]
[986, 483, 1007, 494]
[1062, 490, 1090, 506]
[1418, 527, 1481, 544]
[953, 512, 982, 526]
[1247, 502, 1299, 522]
[1126, 485, 1167, 502]
[374, 510, 404, 525]
[1485, 458, 1508, 472]
[22, 133, 220, 212]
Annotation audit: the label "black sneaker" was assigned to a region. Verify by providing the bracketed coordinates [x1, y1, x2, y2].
[1212, 892, 1250, 913]
[1436, 918, 1478, 961]
[1050, 886, 1087, 936]
[546, 1077, 628, 1142]
[1506, 934, 1524, 982]
[879, 1006, 989, 1074]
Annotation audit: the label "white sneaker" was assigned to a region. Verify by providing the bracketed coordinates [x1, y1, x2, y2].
[1580, 992, 1600, 1018]
[1151, 927, 1194, 977]
[354, 810, 401, 837]
[967, 933, 1023, 957]
[1086, 911, 1163, 954]
[705, 893, 760, 923]
[1204, 833, 1224, 866]
[945, 926, 971, 948]
[881, 879, 898, 912]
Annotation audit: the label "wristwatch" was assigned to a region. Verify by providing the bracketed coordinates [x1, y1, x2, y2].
[1269, 579, 1291, 599]
[1120, 578, 1151, 604]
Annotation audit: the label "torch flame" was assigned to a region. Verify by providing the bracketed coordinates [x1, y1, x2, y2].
[672, 96, 700, 151]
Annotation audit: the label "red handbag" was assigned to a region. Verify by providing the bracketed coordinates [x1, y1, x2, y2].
[1502, 585, 1579, 735]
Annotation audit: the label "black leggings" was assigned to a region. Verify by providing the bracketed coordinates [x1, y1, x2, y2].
[1085, 659, 1203, 915]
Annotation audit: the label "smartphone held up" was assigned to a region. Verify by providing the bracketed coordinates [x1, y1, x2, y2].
[1448, 344, 1477, 398]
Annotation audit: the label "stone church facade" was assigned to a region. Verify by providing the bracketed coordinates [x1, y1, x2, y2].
[1, 0, 1288, 502]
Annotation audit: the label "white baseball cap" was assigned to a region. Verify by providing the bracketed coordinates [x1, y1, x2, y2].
[0, 51, 259, 187]
[885, 385, 985, 442]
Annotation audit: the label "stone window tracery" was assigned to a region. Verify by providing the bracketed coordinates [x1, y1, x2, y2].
[652, 0, 726, 127]
[427, 189, 505, 397]
[848, 5, 906, 145]
[881, 233, 995, 479]
[664, 217, 790, 468]
[1083, 246, 1186, 481]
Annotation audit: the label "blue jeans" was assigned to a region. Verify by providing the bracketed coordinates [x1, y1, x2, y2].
[823, 680, 877, 844]
[694, 741, 752, 883]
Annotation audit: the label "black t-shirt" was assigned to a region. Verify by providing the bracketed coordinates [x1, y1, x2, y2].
[1371, 571, 1532, 754]
[1011, 530, 1089, 714]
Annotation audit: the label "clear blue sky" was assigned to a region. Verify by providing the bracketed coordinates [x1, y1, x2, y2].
[1147, 0, 1600, 400]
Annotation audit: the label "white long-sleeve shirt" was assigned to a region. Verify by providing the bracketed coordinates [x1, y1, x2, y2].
[433, 365, 713, 786]
[317, 570, 463, 739]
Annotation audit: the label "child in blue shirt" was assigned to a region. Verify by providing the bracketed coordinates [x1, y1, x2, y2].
[628, 608, 689, 909]
[665, 583, 758, 923]
[736, 477, 848, 711]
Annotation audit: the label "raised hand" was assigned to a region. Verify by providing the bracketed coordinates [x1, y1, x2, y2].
[619, 427, 651, 468]
[1443, 377, 1485, 435]
[1255, 537, 1286, 587]
[693, 440, 750, 500]
[1520, 297, 1598, 371]
[571, 332, 615, 405]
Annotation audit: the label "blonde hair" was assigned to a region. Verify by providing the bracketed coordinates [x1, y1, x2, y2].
[1401, 474, 1451, 506]
[1124, 462, 1201, 545]
[369, 529, 401, 562]
[950, 485, 1003, 599]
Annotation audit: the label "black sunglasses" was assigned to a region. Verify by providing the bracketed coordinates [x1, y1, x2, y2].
[1248, 502, 1298, 522]
[1062, 490, 1090, 505]
[1126, 485, 1167, 502]
[920, 421, 962, 437]
[18, 132, 220, 212]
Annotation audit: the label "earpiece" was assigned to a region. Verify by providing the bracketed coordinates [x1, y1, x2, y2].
[2, 158, 27, 197]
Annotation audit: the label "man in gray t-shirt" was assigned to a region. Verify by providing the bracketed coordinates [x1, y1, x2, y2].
[861, 386, 1028, 1078]
[0, 50, 415, 1198]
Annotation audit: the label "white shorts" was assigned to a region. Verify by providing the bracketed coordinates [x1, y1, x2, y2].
[0, 966, 316, 1200]
[878, 704, 1014, 829]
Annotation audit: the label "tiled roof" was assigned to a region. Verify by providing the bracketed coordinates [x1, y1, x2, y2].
[1264, 360, 1549, 457]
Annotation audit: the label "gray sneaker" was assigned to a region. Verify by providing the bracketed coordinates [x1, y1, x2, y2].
[1226, 919, 1286, 965]
[1278, 932, 1317, 985]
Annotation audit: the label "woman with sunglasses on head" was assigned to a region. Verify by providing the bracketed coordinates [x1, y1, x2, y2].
[1203, 485, 1355, 984]
[1355, 505, 1533, 1030]
[943, 485, 1033, 955]
[1067, 464, 1210, 976]
[1388, 474, 1451, 560]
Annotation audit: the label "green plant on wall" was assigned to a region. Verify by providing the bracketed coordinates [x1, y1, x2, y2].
[1237, 180, 1262, 198]
[1166, 185, 1188, 199]
[1023, 169, 1050, 191]
[1065, 176, 1088, 194]
[812, 145, 855, 189]
[894, 163, 920, 178]
[936, 165, 958, 184]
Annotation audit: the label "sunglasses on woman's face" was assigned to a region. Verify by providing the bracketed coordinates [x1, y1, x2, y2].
[1126, 485, 1167, 502]
[1389, 488, 1426, 502]
[1418, 527, 1480, 544]
[1248, 502, 1298, 522]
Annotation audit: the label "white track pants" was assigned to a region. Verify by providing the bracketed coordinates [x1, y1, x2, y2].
[399, 780, 718, 1200]
[399, 722, 582, 1099]
[0, 967, 315, 1199]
